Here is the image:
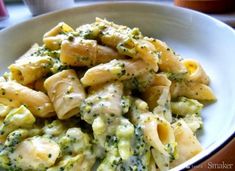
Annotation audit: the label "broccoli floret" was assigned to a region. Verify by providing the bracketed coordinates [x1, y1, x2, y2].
[171, 97, 203, 116]
[0, 105, 35, 139]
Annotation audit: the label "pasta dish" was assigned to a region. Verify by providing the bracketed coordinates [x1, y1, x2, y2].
[0, 18, 216, 171]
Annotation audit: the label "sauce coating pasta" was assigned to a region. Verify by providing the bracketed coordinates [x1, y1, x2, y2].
[0, 18, 216, 171]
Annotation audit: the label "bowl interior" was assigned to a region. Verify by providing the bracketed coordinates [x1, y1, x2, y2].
[0, 2, 235, 170]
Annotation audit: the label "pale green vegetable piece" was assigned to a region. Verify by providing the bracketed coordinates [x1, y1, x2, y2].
[116, 118, 134, 160]
[171, 97, 203, 116]
[81, 82, 123, 124]
[183, 114, 203, 133]
[0, 105, 35, 138]
[97, 137, 121, 171]
[59, 128, 91, 156]
[0, 129, 29, 170]
[92, 116, 106, 136]
[43, 120, 66, 137]
[47, 152, 95, 171]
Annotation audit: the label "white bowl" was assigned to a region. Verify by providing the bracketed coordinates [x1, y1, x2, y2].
[0, 2, 235, 170]
[23, 0, 74, 16]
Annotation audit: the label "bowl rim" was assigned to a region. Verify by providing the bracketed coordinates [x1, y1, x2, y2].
[1, 1, 235, 34]
[0, 1, 235, 170]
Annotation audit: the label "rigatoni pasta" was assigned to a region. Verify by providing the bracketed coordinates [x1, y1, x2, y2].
[182, 59, 209, 84]
[146, 37, 187, 77]
[9, 56, 53, 85]
[171, 120, 203, 167]
[60, 37, 123, 67]
[43, 22, 74, 50]
[170, 81, 216, 101]
[0, 18, 216, 171]
[0, 81, 55, 117]
[44, 69, 85, 119]
[81, 59, 150, 86]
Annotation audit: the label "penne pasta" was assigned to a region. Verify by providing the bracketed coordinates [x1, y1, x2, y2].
[146, 37, 187, 77]
[44, 69, 86, 119]
[81, 59, 150, 86]
[170, 120, 203, 167]
[142, 113, 175, 156]
[95, 18, 159, 71]
[60, 37, 123, 67]
[182, 59, 209, 84]
[151, 73, 172, 87]
[142, 85, 166, 111]
[170, 81, 216, 101]
[9, 56, 53, 85]
[44, 22, 74, 38]
[96, 17, 137, 48]
[43, 22, 74, 50]
[0, 81, 55, 117]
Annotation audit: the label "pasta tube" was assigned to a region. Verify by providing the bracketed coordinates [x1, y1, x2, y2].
[170, 81, 216, 101]
[151, 73, 171, 87]
[152, 87, 172, 122]
[117, 38, 159, 71]
[96, 17, 137, 48]
[0, 97, 20, 109]
[43, 22, 74, 50]
[81, 59, 149, 86]
[182, 59, 209, 84]
[76, 23, 103, 39]
[149, 154, 158, 171]
[170, 120, 203, 167]
[129, 99, 175, 157]
[44, 22, 74, 38]
[151, 148, 170, 171]
[95, 18, 159, 71]
[142, 113, 175, 156]
[123, 70, 155, 92]
[44, 69, 86, 119]
[0, 81, 55, 117]
[43, 35, 68, 50]
[147, 37, 187, 76]
[142, 74, 172, 121]
[142, 86, 166, 111]
[9, 56, 53, 85]
[60, 38, 123, 67]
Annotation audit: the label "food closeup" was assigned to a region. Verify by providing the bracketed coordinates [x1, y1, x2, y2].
[0, 18, 216, 171]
